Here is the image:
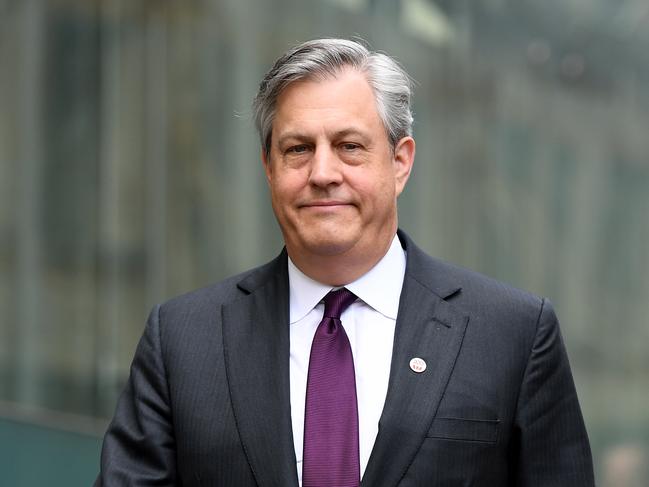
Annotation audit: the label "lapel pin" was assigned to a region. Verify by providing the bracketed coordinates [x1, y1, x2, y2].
[409, 357, 427, 373]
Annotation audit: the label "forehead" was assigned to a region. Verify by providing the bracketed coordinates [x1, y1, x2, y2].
[272, 69, 384, 140]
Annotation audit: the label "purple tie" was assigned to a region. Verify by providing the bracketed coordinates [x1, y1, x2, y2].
[303, 288, 360, 487]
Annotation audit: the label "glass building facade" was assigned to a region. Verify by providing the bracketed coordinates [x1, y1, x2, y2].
[1, 0, 648, 484]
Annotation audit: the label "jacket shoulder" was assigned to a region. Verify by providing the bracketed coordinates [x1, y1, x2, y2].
[400, 231, 546, 324]
[432, 255, 542, 308]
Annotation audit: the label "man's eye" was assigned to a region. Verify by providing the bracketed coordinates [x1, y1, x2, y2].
[287, 145, 309, 154]
[341, 143, 360, 151]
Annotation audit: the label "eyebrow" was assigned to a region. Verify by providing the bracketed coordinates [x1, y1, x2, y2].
[275, 132, 309, 147]
[275, 128, 369, 147]
[331, 128, 369, 140]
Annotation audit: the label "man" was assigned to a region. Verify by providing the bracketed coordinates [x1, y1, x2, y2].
[96, 39, 594, 486]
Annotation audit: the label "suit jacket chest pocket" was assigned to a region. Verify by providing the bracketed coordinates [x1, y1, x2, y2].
[398, 417, 504, 485]
[426, 417, 500, 444]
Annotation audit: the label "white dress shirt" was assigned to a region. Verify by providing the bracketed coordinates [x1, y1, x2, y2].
[288, 234, 406, 484]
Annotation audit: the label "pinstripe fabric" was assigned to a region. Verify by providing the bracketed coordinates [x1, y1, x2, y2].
[96, 230, 594, 486]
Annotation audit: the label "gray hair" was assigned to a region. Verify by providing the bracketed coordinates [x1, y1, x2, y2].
[252, 38, 414, 156]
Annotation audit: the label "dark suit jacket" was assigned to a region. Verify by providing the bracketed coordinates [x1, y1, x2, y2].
[96, 231, 594, 486]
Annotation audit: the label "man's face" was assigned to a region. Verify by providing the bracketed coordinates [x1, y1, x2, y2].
[262, 69, 414, 274]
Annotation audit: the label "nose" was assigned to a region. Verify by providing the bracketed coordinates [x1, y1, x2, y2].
[308, 145, 343, 188]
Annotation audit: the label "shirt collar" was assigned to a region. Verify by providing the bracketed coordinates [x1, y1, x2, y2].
[288, 234, 406, 323]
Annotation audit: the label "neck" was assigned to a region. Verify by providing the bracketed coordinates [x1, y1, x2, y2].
[287, 235, 395, 286]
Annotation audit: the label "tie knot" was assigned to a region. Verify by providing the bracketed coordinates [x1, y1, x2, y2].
[323, 288, 357, 319]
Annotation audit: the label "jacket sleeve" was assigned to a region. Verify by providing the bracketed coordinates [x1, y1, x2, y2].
[95, 304, 178, 486]
[512, 298, 595, 486]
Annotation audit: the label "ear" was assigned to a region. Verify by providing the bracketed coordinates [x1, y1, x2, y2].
[393, 136, 415, 196]
[261, 148, 272, 185]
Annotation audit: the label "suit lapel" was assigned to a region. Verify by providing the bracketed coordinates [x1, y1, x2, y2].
[222, 253, 299, 487]
[361, 234, 469, 487]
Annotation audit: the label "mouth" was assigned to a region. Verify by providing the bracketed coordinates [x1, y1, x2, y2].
[299, 200, 353, 209]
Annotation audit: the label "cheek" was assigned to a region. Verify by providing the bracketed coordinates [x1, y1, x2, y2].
[361, 170, 396, 202]
[270, 174, 301, 208]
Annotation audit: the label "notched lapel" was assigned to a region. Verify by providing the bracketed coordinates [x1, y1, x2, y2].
[222, 270, 299, 487]
[361, 275, 469, 487]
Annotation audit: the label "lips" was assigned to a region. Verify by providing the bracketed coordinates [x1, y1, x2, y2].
[299, 200, 353, 209]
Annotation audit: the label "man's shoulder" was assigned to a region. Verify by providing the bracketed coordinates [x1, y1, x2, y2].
[401, 231, 545, 317]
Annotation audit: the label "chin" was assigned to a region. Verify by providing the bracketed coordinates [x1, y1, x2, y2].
[300, 232, 358, 257]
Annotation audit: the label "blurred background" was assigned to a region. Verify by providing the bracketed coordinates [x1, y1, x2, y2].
[1, 0, 648, 485]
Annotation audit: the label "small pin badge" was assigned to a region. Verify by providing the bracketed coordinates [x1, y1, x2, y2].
[409, 357, 427, 373]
